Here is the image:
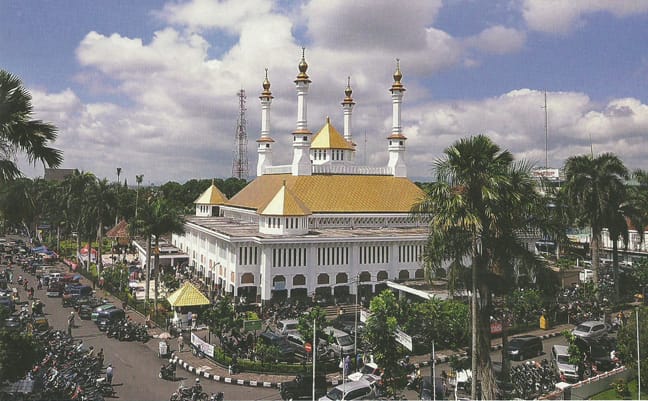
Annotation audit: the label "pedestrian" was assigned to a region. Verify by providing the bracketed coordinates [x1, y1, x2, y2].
[97, 348, 104, 368]
[344, 355, 351, 377]
[187, 311, 193, 330]
[106, 364, 113, 384]
[178, 333, 184, 352]
[67, 312, 75, 337]
[356, 352, 363, 371]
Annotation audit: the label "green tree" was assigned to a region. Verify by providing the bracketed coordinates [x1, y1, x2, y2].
[296, 306, 329, 353]
[0, 70, 62, 181]
[412, 135, 544, 399]
[563, 153, 629, 294]
[0, 330, 44, 381]
[61, 170, 95, 260]
[364, 289, 404, 394]
[617, 307, 648, 382]
[203, 295, 241, 340]
[135, 196, 185, 314]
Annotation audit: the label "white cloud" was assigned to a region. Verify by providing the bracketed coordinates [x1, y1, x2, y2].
[154, 0, 273, 34]
[522, 0, 648, 34]
[464, 25, 526, 55]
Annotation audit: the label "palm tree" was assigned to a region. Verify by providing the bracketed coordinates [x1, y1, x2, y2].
[61, 171, 96, 265]
[85, 179, 117, 273]
[135, 196, 184, 315]
[0, 70, 63, 181]
[412, 135, 543, 400]
[563, 154, 628, 295]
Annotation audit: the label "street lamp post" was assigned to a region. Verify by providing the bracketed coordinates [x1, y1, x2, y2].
[637, 307, 641, 400]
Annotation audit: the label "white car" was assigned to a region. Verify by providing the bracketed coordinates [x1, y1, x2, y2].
[348, 362, 381, 382]
[572, 320, 608, 340]
[318, 379, 376, 401]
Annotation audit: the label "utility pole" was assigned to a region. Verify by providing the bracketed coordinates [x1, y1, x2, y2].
[232, 89, 249, 180]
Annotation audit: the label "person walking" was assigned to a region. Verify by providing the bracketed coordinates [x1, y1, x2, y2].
[106, 364, 114, 385]
[187, 311, 193, 330]
[178, 333, 184, 352]
[67, 312, 75, 337]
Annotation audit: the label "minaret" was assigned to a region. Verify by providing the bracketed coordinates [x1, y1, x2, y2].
[341, 76, 355, 142]
[291, 48, 313, 176]
[257, 68, 274, 177]
[387, 59, 407, 177]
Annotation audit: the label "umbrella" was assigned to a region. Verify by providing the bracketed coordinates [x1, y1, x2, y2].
[158, 332, 173, 339]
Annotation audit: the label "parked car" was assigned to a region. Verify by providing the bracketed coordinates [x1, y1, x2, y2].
[572, 320, 608, 340]
[259, 331, 298, 362]
[279, 374, 327, 400]
[507, 335, 543, 361]
[552, 344, 579, 382]
[323, 327, 355, 358]
[277, 319, 299, 335]
[96, 308, 126, 331]
[332, 313, 365, 336]
[91, 304, 116, 321]
[78, 304, 94, 320]
[318, 379, 376, 401]
[3, 315, 22, 332]
[348, 362, 382, 382]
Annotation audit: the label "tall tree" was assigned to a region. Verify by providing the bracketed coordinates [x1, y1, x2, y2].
[61, 171, 96, 264]
[135, 196, 185, 314]
[563, 153, 628, 294]
[85, 178, 117, 273]
[412, 135, 543, 400]
[0, 70, 62, 181]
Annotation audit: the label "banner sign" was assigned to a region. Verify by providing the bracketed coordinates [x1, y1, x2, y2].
[191, 332, 214, 358]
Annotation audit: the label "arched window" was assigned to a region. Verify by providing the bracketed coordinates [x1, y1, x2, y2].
[335, 273, 348, 284]
[376, 271, 388, 281]
[414, 269, 424, 279]
[398, 270, 410, 280]
[241, 273, 255, 284]
[359, 271, 371, 282]
[317, 274, 329, 285]
[293, 274, 306, 286]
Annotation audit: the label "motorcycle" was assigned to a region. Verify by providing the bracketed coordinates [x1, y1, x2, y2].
[159, 362, 176, 381]
[209, 392, 224, 401]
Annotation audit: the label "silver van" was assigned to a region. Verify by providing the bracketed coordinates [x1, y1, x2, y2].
[324, 326, 355, 357]
[277, 319, 299, 335]
[551, 344, 579, 382]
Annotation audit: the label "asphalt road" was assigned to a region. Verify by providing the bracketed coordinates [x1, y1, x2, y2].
[15, 260, 281, 401]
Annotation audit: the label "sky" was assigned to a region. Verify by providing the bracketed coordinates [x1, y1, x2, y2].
[2, 0, 648, 185]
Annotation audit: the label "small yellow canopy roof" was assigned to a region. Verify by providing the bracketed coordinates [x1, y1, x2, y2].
[194, 182, 228, 205]
[166, 282, 211, 307]
[311, 118, 354, 150]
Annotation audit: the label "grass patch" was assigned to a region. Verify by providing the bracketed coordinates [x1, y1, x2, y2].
[591, 378, 648, 400]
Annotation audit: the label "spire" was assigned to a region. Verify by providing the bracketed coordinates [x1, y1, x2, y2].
[292, 48, 312, 176]
[295, 47, 311, 83]
[341, 76, 355, 145]
[257, 68, 274, 176]
[388, 59, 407, 177]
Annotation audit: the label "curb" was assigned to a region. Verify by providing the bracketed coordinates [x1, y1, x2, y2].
[172, 354, 279, 388]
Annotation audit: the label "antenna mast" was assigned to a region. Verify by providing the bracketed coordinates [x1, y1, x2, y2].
[232, 89, 249, 180]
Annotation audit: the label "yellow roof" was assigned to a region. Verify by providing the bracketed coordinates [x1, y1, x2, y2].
[166, 282, 211, 307]
[227, 174, 425, 213]
[194, 183, 228, 205]
[259, 184, 312, 216]
[311, 119, 354, 150]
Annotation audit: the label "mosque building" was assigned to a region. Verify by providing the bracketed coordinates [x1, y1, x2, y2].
[172, 52, 429, 303]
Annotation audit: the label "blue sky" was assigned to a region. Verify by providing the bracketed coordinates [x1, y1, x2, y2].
[2, 0, 648, 184]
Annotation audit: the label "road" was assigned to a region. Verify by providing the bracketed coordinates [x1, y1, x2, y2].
[16, 260, 281, 401]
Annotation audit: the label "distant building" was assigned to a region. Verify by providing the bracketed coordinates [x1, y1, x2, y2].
[43, 168, 76, 182]
[173, 54, 428, 303]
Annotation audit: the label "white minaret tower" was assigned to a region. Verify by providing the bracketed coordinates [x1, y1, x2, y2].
[291, 48, 313, 176]
[341, 76, 356, 163]
[387, 59, 407, 177]
[257, 68, 274, 177]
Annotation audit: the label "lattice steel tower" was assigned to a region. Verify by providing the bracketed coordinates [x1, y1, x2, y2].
[232, 89, 249, 179]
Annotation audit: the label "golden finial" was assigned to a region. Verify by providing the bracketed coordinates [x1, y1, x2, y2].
[391, 58, 405, 91]
[296, 47, 310, 81]
[261, 67, 273, 98]
[345, 76, 352, 98]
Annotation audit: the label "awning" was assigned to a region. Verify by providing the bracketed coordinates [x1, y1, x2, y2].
[166, 281, 210, 307]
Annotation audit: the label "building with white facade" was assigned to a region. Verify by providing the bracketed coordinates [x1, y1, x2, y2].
[172, 53, 428, 302]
